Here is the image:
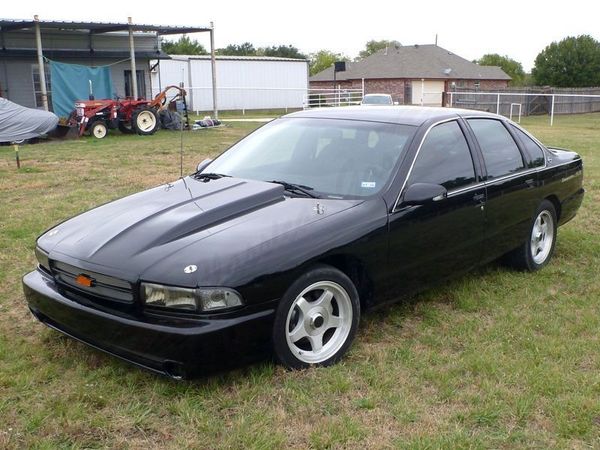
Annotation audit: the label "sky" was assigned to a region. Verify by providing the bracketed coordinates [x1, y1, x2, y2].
[4, 0, 600, 71]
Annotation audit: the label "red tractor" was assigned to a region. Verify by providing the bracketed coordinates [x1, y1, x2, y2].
[71, 85, 187, 139]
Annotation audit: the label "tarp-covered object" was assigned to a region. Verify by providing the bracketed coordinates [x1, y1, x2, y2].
[50, 60, 114, 118]
[0, 97, 59, 143]
[159, 110, 183, 130]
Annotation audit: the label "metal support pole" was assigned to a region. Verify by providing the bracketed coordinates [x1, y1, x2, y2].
[156, 33, 162, 93]
[361, 78, 365, 97]
[210, 21, 218, 119]
[550, 95, 555, 126]
[421, 78, 424, 106]
[34, 16, 48, 111]
[128, 17, 138, 99]
[496, 93, 500, 115]
[187, 58, 193, 111]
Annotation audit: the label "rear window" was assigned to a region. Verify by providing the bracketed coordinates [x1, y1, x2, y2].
[468, 119, 525, 179]
[510, 125, 546, 168]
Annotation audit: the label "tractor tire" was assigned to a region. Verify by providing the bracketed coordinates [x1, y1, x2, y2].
[118, 121, 135, 134]
[132, 107, 159, 135]
[90, 120, 108, 139]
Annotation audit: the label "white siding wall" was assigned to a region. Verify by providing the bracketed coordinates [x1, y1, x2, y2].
[152, 58, 308, 111]
[3, 30, 158, 52]
[0, 57, 152, 109]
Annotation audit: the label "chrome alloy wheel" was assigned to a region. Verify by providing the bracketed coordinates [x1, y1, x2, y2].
[285, 281, 353, 364]
[530, 210, 555, 264]
[136, 111, 157, 132]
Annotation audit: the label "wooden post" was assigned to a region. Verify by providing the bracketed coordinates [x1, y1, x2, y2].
[14, 144, 20, 169]
[128, 17, 138, 99]
[34, 15, 49, 111]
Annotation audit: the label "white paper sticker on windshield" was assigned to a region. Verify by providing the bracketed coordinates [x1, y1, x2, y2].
[361, 181, 376, 188]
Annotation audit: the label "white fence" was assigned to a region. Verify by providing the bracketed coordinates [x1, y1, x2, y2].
[449, 91, 600, 126]
[303, 88, 364, 109]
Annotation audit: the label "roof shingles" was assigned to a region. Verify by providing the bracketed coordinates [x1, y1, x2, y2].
[310, 44, 510, 82]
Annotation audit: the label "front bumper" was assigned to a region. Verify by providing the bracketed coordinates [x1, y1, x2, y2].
[23, 269, 276, 378]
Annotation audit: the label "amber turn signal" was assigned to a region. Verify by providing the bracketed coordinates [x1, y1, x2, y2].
[75, 274, 94, 287]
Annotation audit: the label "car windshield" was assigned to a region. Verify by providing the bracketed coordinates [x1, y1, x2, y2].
[362, 95, 392, 105]
[202, 118, 416, 198]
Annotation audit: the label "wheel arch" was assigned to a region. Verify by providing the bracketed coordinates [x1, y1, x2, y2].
[313, 254, 374, 311]
[544, 194, 561, 222]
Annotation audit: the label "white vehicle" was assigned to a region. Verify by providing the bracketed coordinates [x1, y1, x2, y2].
[361, 94, 394, 105]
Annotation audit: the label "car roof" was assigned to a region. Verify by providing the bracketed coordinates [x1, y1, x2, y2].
[284, 105, 501, 126]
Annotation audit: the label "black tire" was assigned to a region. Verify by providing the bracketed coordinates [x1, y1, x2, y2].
[89, 120, 108, 139]
[505, 200, 558, 271]
[132, 107, 159, 135]
[272, 264, 360, 369]
[118, 121, 135, 134]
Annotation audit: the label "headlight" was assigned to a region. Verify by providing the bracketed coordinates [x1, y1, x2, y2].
[142, 283, 243, 313]
[35, 246, 50, 272]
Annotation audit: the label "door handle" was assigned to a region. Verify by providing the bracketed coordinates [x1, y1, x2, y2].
[525, 178, 535, 188]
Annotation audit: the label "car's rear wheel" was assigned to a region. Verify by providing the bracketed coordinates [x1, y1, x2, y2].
[507, 200, 557, 271]
[273, 265, 360, 369]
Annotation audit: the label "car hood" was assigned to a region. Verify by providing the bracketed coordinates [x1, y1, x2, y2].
[38, 176, 363, 285]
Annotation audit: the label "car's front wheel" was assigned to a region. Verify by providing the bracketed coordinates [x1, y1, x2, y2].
[507, 200, 558, 271]
[273, 265, 360, 369]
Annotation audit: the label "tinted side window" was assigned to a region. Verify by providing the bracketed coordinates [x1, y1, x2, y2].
[409, 121, 476, 190]
[510, 125, 546, 168]
[468, 119, 525, 179]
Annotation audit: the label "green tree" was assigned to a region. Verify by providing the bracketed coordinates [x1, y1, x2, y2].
[532, 35, 600, 87]
[476, 54, 526, 85]
[259, 45, 306, 59]
[161, 35, 207, 55]
[309, 50, 348, 76]
[217, 42, 256, 56]
[357, 39, 401, 60]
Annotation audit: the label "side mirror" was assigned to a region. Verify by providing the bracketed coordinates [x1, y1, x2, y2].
[402, 183, 447, 206]
[196, 158, 213, 173]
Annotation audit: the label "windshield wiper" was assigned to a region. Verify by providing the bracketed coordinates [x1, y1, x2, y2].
[193, 172, 230, 182]
[268, 180, 319, 198]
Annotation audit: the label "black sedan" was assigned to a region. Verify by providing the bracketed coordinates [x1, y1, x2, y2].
[23, 106, 584, 378]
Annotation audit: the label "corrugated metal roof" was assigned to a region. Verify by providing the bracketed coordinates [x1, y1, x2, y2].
[169, 54, 308, 62]
[0, 18, 211, 35]
[310, 44, 511, 81]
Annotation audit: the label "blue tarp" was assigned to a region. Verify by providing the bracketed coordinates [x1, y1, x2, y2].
[49, 60, 114, 117]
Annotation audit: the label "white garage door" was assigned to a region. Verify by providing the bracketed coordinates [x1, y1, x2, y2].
[411, 80, 445, 106]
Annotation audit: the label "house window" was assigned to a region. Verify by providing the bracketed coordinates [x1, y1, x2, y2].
[32, 64, 52, 109]
[474, 81, 481, 90]
[124, 70, 146, 98]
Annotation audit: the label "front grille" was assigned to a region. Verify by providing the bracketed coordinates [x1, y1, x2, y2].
[51, 260, 134, 304]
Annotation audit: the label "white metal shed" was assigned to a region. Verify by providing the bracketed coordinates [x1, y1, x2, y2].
[152, 55, 309, 112]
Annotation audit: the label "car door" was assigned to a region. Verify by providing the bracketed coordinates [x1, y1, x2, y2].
[465, 118, 541, 262]
[386, 119, 486, 298]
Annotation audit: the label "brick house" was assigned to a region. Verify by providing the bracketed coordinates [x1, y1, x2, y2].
[309, 44, 511, 106]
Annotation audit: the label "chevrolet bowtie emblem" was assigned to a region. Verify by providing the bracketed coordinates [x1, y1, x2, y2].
[75, 274, 95, 287]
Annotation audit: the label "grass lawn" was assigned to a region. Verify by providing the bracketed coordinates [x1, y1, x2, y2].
[0, 114, 599, 449]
